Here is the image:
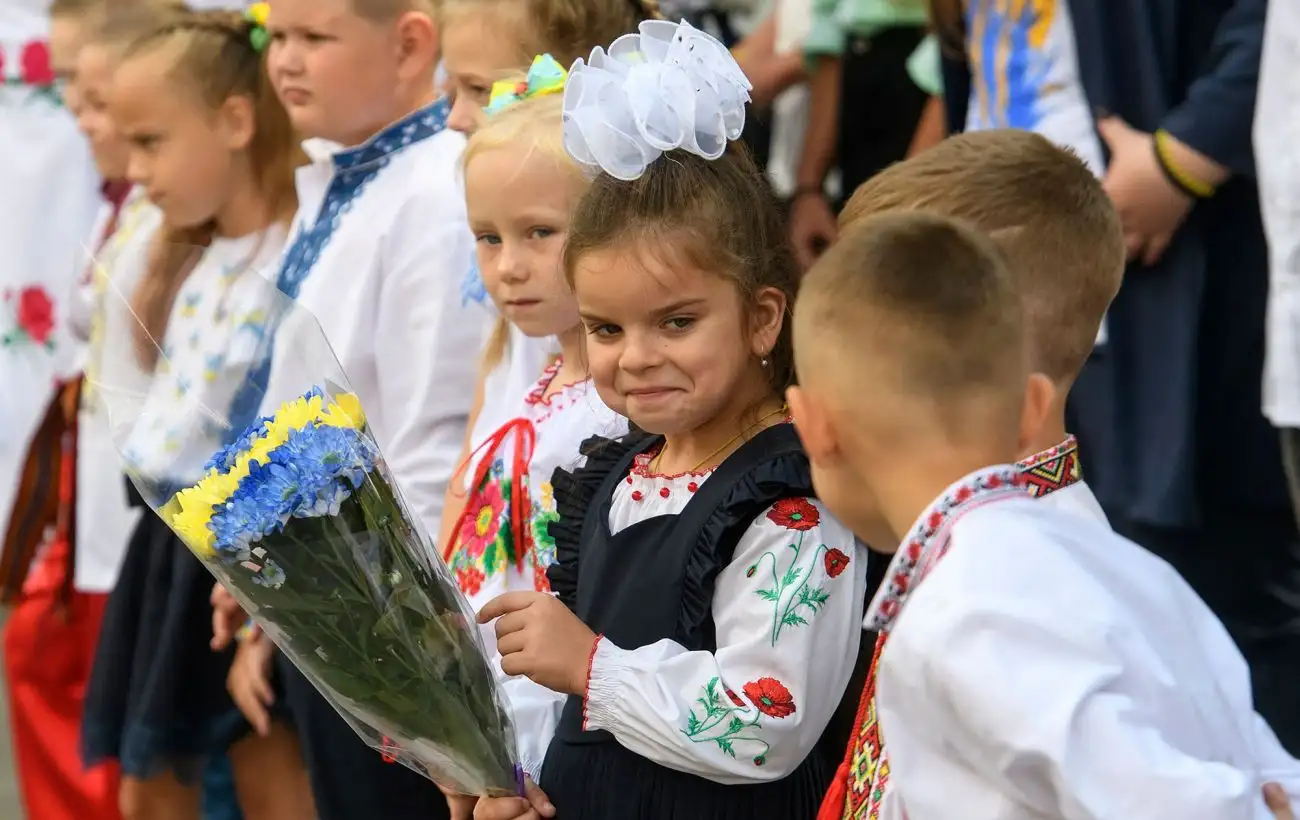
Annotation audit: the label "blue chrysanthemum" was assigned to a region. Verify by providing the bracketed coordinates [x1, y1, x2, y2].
[205, 412, 275, 473]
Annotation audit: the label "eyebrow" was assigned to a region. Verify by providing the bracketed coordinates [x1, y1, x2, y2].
[578, 298, 706, 326]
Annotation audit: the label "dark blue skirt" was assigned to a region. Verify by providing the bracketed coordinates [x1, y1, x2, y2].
[82, 492, 247, 781]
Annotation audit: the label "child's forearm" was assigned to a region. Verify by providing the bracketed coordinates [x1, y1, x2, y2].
[905, 96, 947, 158]
[795, 57, 841, 193]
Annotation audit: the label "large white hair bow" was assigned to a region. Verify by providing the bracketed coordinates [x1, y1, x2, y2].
[562, 19, 753, 181]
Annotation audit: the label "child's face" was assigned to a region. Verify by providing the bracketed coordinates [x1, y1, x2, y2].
[465, 143, 581, 339]
[75, 45, 130, 181]
[266, 0, 410, 145]
[110, 51, 251, 230]
[573, 240, 784, 435]
[48, 15, 85, 114]
[440, 13, 526, 134]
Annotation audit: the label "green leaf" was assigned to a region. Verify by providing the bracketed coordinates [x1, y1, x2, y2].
[716, 738, 736, 758]
[781, 612, 808, 628]
[754, 588, 778, 601]
[727, 716, 745, 734]
[686, 712, 701, 735]
[781, 566, 801, 586]
[806, 586, 830, 606]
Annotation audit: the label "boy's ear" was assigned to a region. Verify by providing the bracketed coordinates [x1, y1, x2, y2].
[787, 385, 839, 466]
[394, 10, 438, 78]
[1017, 372, 1057, 455]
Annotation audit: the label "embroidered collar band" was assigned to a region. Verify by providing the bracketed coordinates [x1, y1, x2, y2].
[1016, 434, 1083, 497]
[300, 97, 451, 170]
[864, 465, 1027, 633]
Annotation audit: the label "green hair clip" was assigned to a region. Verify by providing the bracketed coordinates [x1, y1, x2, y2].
[246, 2, 270, 52]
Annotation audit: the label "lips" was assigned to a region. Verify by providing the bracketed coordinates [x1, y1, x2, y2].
[279, 87, 310, 104]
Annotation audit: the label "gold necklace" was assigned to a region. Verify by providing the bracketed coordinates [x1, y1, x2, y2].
[650, 404, 788, 474]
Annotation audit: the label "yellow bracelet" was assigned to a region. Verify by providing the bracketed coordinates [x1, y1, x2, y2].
[1154, 130, 1216, 199]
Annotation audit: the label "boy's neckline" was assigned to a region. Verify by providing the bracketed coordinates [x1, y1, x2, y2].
[300, 97, 451, 170]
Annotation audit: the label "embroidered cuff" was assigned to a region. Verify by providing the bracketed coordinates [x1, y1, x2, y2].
[583, 635, 631, 732]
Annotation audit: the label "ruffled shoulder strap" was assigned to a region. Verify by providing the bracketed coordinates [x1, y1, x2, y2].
[546, 429, 657, 609]
[673, 423, 815, 649]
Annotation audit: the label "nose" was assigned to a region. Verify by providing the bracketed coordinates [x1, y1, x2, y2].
[126, 151, 150, 187]
[618, 328, 662, 373]
[495, 241, 529, 284]
[268, 38, 302, 78]
[446, 93, 480, 135]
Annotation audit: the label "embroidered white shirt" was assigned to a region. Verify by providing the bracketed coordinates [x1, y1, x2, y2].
[451, 358, 627, 778]
[583, 444, 868, 783]
[261, 119, 489, 539]
[871, 466, 1300, 819]
[119, 229, 286, 495]
[1255, 0, 1300, 428]
[75, 188, 162, 592]
[0, 4, 101, 541]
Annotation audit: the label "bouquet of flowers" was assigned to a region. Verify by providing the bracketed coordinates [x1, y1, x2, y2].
[95, 253, 520, 796]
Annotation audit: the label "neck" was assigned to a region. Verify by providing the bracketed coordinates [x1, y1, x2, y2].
[874, 442, 1017, 545]
[214, 171, 273, 238]
[1019, 390, 1069, 461]
[343, 85, 438, 148]
[554, 327, 586, 383]
[659, 378, 782, 473]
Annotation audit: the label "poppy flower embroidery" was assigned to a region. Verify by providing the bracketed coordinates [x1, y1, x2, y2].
[823, 548, 850, 578]
[2, 285, 57, 351]
[766, 497, 819, 531]
[5, 41, 63, 107]
[682, 676, 794, 767]
[750, 499, 848, 645]
[743, 677, 796, 718]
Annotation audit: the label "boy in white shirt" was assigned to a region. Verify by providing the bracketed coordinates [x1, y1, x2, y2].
[788, 211, 1300, 819]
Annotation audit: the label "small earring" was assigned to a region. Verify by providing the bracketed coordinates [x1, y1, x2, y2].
[760, 356, 770, 368]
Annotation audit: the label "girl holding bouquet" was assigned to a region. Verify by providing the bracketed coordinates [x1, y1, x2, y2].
[80, 8, 313, 820]
[475, 21, 869, 820]
[439, 58, 628, 818]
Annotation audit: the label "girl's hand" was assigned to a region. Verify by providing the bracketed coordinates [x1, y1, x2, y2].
[227, 628, 276, 736]
[441, 788, 478, 820]
[472, 776, 555, 820]
[479, 591, 596, 696]
[210, 582, 247, 650]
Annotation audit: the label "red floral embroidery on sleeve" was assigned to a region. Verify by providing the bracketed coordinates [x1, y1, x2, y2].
[766, 497, 820, 531]
[2, 286, 57, 351]
[20, 41, 53, 86]
[823, 547, 850, 578]
[743, 677, 796, 718]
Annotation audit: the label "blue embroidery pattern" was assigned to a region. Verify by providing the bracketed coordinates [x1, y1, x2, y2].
[461, 257, 489, 307]
[225, 98, 451, 439]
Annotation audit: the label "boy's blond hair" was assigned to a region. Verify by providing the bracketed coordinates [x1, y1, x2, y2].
[838, 130, 1123, 385]
[798, 212, 1024, 415]
[349, 0, 437, 21]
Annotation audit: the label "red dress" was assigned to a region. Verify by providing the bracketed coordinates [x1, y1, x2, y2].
[3, 181, 131, 820]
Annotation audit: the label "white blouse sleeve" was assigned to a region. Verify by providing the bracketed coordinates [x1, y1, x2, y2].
[582, 498, 866, 783]
[884, 598, 1300, 819]
[374, 185, 489, 536]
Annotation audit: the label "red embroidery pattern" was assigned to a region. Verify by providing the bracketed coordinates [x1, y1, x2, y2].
[2, 41, 63, 106]
[2, 285, 57, 351]
[1016, 435, 1083, 498]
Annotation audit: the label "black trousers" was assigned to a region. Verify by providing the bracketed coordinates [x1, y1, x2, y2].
[1112, 509, 1300, 754]
[1282, 429, 1300, 530]
[837, 26, 930, 200]
[277, 654, 450, 820]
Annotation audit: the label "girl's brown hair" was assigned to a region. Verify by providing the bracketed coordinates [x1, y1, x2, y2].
[125, 9, 301, 367]
[435, 0, 659, 71]
[562, 144, 799, 395]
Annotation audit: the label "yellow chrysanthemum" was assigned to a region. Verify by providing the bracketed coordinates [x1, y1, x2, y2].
[169, 467, 242, 558]
[321, 393, 365, 429]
